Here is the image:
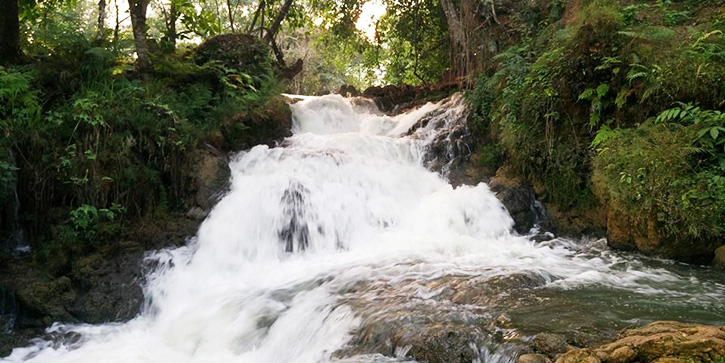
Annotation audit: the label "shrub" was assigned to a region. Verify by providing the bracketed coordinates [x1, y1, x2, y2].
[593, 121, 725, 243]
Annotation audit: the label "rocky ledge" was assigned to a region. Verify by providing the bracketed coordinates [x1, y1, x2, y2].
[519, 322, 725, 363]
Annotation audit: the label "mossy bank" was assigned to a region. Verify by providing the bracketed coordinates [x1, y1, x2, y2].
[463, 0, 725, 264]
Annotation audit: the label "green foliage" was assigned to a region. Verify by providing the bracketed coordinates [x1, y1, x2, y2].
[467, 0, 725, 231]
[2, 25, 279, 261]
[0, 68, 40, 131]
[70, 203, 125, 230]
[593, 121, 725, 242]
[655, 103, 725, 170]
[578, 83, 611, 130]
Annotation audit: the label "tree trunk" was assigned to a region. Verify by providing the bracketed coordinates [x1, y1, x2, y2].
[165, 1, 177, 49]
[263, 0, 293, 43]
[226, 0, 235, 32]
[128, 0, 151, 70]
[170, 2, 177, 46]
[97, 0, 106, 42]
[113, 0, 120, 46]
[247, 0, 264, 34]
[439, 0, 466, 78]
[0, 0, 22, 63]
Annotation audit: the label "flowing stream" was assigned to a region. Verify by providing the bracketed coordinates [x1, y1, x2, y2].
[3, 94, 725, 363]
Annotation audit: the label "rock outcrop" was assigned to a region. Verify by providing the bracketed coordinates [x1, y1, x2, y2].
[524, 322, 725, 363]
[194, 34, 271, 77]
[487, 164, 542, 234]
[714, 246, 725, 270]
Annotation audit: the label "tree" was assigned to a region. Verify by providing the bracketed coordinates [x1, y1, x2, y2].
[263, 0, 293, 43]
[128, 0, 151, 69]
[97, 0, 106, 41]
[0, 0, 22, 63]
[157, 0, 182, 49]
[438, 0, 470, 80]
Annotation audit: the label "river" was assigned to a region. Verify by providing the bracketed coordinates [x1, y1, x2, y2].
[3, 94, 724, 363]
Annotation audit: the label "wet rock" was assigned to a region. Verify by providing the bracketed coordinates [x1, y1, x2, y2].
[191, 147, 229, 211]
[402, 95, 475, 185]
[489, 166, 541, 234]
[607, 346, 635, 363]
[68, 241, 145, 324]
[15, 277, 75, 326]
[338, 84, 360, 97]
[518, 353, 552, 363]
[556, 321, 725, 363]
[542, 203, 606, 239]
[556, 349, 600, 363]
[222, 95, 292, 151]
[406, 330, 479, 363]
[534, 333, 569, 358]
[713, 245, 725, 270]
[607, 213, 719, 264]
[186, 206, 208, 220]
[362, 85, 416, 113]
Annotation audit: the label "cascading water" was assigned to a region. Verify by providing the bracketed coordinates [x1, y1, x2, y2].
[3, 94, 725, 363]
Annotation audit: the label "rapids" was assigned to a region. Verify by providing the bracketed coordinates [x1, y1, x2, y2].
[2, 94, 724, 363]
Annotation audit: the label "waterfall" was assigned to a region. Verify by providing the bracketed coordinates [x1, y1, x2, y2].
[1, 151, 26, 256]
[3, 94, 724, 363]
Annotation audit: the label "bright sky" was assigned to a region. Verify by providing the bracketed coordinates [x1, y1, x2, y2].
[107, 0, 387, 43]
[355, 0, 387, 42]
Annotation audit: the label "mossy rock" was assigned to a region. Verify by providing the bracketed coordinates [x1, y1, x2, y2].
[195, 34, 271, 76]
[221, 95, 292, 151]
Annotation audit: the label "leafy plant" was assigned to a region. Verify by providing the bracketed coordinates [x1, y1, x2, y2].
[578, 83, 611, 130]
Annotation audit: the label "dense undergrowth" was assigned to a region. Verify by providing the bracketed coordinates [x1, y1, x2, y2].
[0, 34, 281, 267]
[468, 0, 725, 259]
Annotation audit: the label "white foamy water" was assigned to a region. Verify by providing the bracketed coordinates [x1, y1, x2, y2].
[3, 94, 724, 363]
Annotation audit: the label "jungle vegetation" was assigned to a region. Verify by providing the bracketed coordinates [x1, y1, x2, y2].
[1, 0, 725, 264]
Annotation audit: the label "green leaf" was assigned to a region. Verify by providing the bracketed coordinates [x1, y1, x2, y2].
[696, 128, 709, 139]
[596, 83, 609, 97]
[711, 127, 719, 140]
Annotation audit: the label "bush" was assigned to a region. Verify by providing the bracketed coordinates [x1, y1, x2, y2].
[2, 33, 280, 260]
[593, 120, 725, 248]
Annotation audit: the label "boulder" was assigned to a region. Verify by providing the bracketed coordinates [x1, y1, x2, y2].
[555, 321, 725, 363]
[534, 333, 569, 358]
[556, 349, 600, 363]
[190, 147, 230, 212]
[489, 165, 542, 234]
[713, 245, 725, 269]
[607, 212, 720, 264]
[362, 84, 416, 112]
[194, 34, 271, 77]
[68, 241, 145, 324]
[221, 95, 292, 151]
[15, 277, 75, 326]
[338, 84, 360, 97]
[519, 354, 553, 363]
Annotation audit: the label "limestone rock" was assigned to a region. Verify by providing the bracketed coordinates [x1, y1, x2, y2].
[556, 321, 725, 363]
[556, 349, 600, 363]
[519, 353, 552, 363]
